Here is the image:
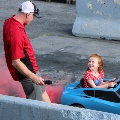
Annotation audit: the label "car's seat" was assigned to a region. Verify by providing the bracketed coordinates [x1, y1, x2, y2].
[74, 78, 84, 89]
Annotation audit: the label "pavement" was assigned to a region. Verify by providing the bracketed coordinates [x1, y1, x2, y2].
[1, 0, 120, 85]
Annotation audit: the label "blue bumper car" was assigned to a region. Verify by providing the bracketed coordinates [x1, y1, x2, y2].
[61, 78, 120, 115]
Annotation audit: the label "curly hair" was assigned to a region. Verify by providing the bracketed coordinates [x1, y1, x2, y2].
[87, 54, 103, 73]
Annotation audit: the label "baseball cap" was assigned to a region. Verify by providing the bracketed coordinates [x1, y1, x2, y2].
[19, 1, 41, 18]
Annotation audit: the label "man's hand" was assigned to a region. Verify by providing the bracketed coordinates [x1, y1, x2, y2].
[33, 76, 45, 85]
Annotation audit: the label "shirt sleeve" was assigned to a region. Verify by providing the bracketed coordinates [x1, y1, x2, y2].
[84, 71, 94, 80]
[10, 26, 25, 60]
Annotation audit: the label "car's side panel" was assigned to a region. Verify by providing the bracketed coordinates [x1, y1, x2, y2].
[61, 80, 120, 115]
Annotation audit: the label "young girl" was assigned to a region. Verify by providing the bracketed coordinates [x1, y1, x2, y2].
[84, 54, 116, 88]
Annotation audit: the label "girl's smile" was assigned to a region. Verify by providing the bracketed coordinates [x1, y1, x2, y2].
[88, 57, 99, 71]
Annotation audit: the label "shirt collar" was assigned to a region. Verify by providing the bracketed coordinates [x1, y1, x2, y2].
[11, 15, 25, 29]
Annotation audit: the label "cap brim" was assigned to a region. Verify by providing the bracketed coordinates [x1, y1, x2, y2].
[34, 14, 41, 18]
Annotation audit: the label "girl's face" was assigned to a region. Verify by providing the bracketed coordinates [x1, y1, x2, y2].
[88, 57, 99, 71]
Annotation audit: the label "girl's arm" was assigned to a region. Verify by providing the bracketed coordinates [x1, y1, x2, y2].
[101, 78, 115, 85]
[87, 79, 116, 88]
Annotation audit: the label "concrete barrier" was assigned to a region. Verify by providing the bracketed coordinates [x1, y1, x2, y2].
[0, 94, 120, 120]
[72, 0, 120, 40]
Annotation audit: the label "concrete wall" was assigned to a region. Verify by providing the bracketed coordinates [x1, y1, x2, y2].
[72, 0, 120, 40]
[0, 94, 120, 120]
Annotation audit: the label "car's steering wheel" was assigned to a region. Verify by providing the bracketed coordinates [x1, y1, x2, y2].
[114, 78, 119, 83]
[113, 83, 118, 88]
[113, 78, 119, 88]
[108, 79, 119, 89]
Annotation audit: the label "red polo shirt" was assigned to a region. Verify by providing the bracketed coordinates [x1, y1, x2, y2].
[3, 15, 38, 81]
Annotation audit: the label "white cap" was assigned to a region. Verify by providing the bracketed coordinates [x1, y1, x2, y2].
[19, 1, 41, 18]
[20, 1, 34, 13]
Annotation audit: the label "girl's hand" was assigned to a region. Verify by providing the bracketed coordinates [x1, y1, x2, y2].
[108, 82, 117, 88]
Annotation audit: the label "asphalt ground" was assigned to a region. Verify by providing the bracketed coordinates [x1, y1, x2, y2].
[1, 0, 120, 85]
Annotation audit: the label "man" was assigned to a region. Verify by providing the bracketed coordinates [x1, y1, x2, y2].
[3, 1, 51, 102]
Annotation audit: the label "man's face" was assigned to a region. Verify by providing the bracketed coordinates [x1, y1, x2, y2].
[24, 13, 34, 25]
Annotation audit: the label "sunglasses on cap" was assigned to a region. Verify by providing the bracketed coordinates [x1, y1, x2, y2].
[31, 2, 41, 18]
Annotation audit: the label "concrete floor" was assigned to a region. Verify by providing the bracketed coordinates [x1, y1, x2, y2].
[1, 0, 120, 86]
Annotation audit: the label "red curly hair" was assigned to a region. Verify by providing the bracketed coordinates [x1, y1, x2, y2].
[87, 54, 103, 73]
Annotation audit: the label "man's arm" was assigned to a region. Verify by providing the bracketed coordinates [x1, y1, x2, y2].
[12, 59, 44, 85]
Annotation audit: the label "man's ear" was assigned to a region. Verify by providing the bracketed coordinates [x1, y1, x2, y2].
[26, 14, 29, 18]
